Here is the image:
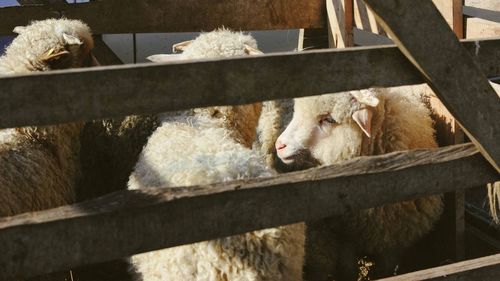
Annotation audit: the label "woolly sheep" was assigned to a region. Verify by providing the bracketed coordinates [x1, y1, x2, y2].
[128, 29, 305, 281]
[77, 115, 159, 201]
[275, 86, 444, 280]
[0, 18, 97, 217]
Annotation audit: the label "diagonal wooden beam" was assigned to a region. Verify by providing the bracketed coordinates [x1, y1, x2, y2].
[363, 0, 500, 173]
[91, 35, 123, 66]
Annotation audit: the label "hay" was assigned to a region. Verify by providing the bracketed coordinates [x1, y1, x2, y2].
[488, 181, 500, 224]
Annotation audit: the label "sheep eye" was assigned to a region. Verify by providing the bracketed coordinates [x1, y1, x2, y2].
[319, 114, 336, 125]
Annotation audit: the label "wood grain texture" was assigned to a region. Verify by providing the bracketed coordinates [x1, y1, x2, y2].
[92, 35, 123, 66]
[0, 38, 499, 129]
[0, 0, 326, 35]
[0, 143, 497, 279]
[364, 0, 500, 172]
[378, 253, 500, 281]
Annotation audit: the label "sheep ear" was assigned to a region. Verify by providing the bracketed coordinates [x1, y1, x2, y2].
[13, 26, 26, 34]
[172, 40, 194, 53]
[352, 108, 373, 138]
[147, 54, 185, 63]
[40, 48, 70, 64]
[244, 44, 263, 55]
[62, 33, 83, 46]
[350, 89, 380, 107]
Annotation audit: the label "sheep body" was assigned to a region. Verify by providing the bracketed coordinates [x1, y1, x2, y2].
[276, 85, 443, 279]
[78, 115, 159, 201]
[0, 19, 95, 217]
[128, 30, 305, 281]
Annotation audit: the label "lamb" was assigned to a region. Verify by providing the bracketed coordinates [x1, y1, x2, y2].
[0, 18, 97, 217]
[128, 29, 305, 281]
[275, 86, 444, 280]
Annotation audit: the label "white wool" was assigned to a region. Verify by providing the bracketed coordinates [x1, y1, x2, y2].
[0, 18, 93, 75]
[182, 29, 258, 59]
[277, 85, 443, 279]
[0, 19, 93, 217]
[129, 30, 305, 281]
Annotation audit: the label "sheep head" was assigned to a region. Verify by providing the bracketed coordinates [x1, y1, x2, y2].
[275, 89, 381, 167]
[147, 28, 263, 63]
[7, 18, 98, 72]
[149, 29, 264, 147]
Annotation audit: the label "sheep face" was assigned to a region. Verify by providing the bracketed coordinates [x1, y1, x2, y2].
[275, 90, 380, 166]
[2, 19, 98, 74]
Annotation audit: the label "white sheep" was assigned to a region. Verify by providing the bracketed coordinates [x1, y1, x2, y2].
[275, 86, 444, 280]
[0, 18, 97, 217]
[128, 29, 305, 281]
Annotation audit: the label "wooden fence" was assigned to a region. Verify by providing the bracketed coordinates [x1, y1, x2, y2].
[0, 0, 499, 280]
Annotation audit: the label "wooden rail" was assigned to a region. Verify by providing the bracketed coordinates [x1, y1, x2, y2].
[379, 253, 500, 281]
[0, 38, 499, 129]
[0, 143, 497, 279]
[0, 0, 326, 35]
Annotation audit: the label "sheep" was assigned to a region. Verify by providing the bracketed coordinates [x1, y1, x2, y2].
[77, 115, 159, 201]
[275, 86, 444, 280]
[128, 29, 305, 281]
[0, 18, 97, 217]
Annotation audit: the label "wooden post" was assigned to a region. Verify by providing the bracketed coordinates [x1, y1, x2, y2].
[327, 0, 355, 48]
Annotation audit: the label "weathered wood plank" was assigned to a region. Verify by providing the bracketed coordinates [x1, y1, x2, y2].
[378, 253, 500, 281]
[453, 0, 464, 39]
[467, 17, 500, 39]
[92, 35, 123, 66]
[363, 0, 500, 173]
[0, 143, 497, 279]
[0, 0, 326, 35]
[464, 6, 500, 23]
[0, 38, 499, 129]
[327, 0, 355, 47]
[465, 0, 500, 12]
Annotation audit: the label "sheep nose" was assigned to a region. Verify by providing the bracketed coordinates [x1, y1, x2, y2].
[275, 139, 287, 151]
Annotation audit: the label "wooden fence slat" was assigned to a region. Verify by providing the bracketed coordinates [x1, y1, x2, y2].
[92, 36, 123, 66]
[0, 143, 497, 279]
[0, 38, 499, 129]
[0, 0, 326, 35]
[463, 6, 500, 24]
[363, 0, 500, 173]
[378, 253, 500, 281]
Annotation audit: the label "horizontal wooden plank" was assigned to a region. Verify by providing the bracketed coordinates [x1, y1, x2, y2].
[0, 0, 326, 35]
[467, 17, 500, 39]
[0, 143, 498, 279]
[0, 38, 499, 129]
[465, 0, 500, 12]
[378, 253, 500, 281]
[364, 0, 500, 173]
[464, 6, 500, 24]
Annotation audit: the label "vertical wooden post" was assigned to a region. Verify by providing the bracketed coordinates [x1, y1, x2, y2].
[327, 0, 355, 48]
[344, 0, 355, 47]
[453, 0, 464, 39]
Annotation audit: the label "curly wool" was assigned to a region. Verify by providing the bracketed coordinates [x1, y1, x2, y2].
[0, 18, 93, 74]
[128, 30, 305, 281]
[280, 85, 443, 279]
[0, 19, 94, 217]
[181, 28, 258, 59]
